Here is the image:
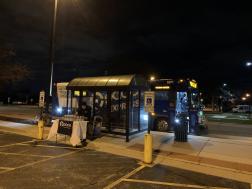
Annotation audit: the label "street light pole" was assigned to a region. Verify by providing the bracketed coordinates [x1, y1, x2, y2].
[49, 0, 58, 97]
[46, 0, 58, 112]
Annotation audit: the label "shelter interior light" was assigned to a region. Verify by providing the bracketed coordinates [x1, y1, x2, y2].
[74, 91, 80, 96]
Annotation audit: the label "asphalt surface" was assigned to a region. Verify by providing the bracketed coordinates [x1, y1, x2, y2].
[205, 113, 252, 138]
[0, 131, 250, 189]
[206, 122, 252, 138]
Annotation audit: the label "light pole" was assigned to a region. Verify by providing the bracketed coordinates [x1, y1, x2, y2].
[46, 0, 58, 112]
[49, 0, 58, 97]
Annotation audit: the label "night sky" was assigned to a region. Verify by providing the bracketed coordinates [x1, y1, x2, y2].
[0, 0, 252, 95]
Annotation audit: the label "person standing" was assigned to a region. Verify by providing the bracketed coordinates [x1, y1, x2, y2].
[78, 102, 92, 121]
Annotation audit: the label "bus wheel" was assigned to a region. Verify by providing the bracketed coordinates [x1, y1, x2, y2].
[156, 119, 169, 132]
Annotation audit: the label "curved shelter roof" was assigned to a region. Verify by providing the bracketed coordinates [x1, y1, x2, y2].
[67, 75, 148, 90]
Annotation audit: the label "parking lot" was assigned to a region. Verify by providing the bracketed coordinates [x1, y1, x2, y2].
[0, 131, 250, 189]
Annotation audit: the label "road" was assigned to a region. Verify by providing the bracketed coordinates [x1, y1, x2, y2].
[0, 131, 250, 189]
[206, 121, 252, 138]
[0, 105, 40, 121]
[1, 106, 252, 139]
[205, 113, 252, 139]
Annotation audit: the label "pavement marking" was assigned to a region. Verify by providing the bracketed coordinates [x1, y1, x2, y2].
[138, 161, 155, 168]
[17, 143, 82, 150]
[103, 164, 146, 189]
[0, 148, 84, 175]
[0, 140, 35, 148]
[0, 152, 54, 158]
[197, 138, 210, 157]
[122, 179, 232, 189]
[0, 167, 15, 171]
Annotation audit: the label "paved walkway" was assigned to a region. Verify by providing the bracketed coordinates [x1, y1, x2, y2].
[0, 121, 50, 138]
[90, 132, 252, 170]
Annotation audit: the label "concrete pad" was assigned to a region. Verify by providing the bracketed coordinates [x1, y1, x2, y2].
[200, 140, 252, 165]
[0, 121, 50, 138]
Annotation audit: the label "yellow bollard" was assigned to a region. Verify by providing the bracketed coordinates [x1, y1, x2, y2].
[144, 133, 153, 164]
[38, 120, 44, 140]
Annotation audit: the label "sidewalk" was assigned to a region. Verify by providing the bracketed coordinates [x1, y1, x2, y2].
[0, 120, 50, 138]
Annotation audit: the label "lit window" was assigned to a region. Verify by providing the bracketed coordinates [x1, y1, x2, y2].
[74, 91, 80, 96]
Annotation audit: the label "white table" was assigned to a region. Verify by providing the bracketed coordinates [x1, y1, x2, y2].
[47, 119, 88, 146]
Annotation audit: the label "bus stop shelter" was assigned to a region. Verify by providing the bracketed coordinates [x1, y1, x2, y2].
[66, 75, 149, 142]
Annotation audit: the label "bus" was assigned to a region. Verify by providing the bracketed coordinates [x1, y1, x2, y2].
[149, 79, 206, 135]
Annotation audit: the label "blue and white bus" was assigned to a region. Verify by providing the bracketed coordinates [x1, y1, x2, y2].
[149, 79, 206, 135]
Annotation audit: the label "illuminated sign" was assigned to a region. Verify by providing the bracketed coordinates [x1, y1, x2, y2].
[190, 81, 197, 88]
[155, 86, 170, 90]
[144, 91, 155, 113]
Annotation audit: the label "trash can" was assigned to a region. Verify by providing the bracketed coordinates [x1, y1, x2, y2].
[87, 116, 103, 140]
[174, 114, 188, 142]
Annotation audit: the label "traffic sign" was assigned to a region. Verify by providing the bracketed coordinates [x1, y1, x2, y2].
[144, 91, 155, 113]
[39, 90, 45, 108]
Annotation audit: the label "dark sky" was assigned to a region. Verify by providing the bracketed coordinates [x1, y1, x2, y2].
[0, 0, 252, 94]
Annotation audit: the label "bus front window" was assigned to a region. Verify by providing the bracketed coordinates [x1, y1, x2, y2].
[191, 92, 199, 109]
[176, 92, 188, 113]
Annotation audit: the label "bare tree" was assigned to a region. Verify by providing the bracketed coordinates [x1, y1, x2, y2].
[0, 48, 29, 83]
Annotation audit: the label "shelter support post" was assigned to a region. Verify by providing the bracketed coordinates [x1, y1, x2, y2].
[126, 90, 130, 142]
[138, 90, 141, 131]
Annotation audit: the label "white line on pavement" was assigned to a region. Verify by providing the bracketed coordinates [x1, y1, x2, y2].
[103, 164, 146, 189]
[0, 140, 35, 148]
[123, 178, 232, 189]
[17, 143, 81, 150]
[0, 167, 15, 171]
[0, 152, 53, 158]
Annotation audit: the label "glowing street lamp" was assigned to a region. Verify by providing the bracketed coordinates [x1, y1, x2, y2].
[242, 97, 247, 101]
[223, 83, 227, 87]
[246, 62, 252, 67]
[246, 93, 250, 97]
[150, 76, 156, 81]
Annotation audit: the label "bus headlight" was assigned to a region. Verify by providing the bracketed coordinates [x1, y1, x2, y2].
[175, 118, 180, 124]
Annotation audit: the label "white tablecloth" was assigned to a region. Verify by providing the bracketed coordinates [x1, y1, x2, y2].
[47, 119, 88, 146]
